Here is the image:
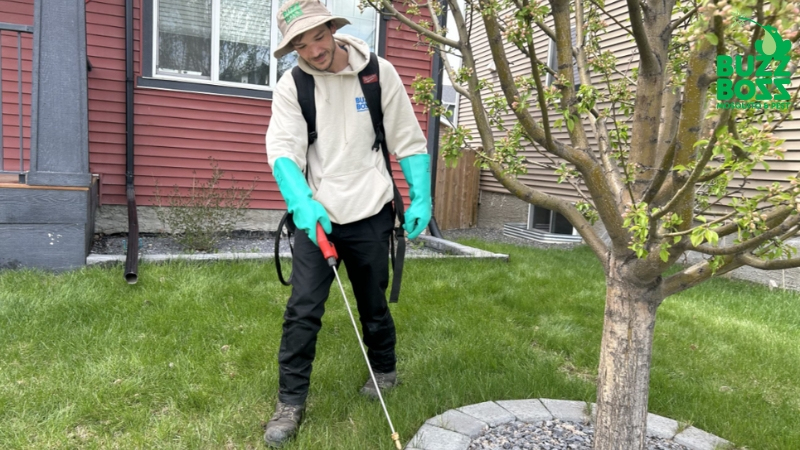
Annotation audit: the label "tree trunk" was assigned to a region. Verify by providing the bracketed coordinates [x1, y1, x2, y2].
[593, 275, 662, 450]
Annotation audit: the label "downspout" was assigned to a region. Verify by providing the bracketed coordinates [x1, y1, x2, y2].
[123, 0, 139, 284]
[425, 0, 447, 238]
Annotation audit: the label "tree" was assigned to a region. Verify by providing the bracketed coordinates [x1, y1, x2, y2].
[367, 0, 800, 448]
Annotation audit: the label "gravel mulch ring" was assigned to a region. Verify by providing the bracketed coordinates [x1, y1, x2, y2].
[467, 419, 690, 450]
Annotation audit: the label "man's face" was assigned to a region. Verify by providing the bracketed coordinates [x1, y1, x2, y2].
[292, 23, 338, 72]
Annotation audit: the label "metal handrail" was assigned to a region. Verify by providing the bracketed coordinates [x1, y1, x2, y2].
[0, 22, 33, 182]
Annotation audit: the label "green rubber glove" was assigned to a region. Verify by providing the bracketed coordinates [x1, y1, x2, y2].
[399, 153, 432, 239]
[272, 157, 332, 246]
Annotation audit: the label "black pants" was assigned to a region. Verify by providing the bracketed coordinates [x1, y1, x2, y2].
[278, 203, 397, 405]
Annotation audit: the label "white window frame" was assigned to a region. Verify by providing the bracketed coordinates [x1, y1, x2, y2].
[151, 0, 380, 92]
[545, 26, 578, 87]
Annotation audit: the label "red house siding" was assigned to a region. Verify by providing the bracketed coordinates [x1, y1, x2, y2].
[0, 0, 32, 25]
[0, 0, 33, 175]
[85, 0, 127, 204]
[3, 0, 432, 212]
[383, 2, 434, 204]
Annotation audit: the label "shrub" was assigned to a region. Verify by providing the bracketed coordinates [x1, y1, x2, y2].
[152, 158, 256, 252]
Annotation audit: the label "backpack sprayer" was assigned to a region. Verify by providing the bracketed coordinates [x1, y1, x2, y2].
[316, 224, 402, 450]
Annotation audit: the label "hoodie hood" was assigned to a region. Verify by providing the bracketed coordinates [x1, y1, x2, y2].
[296, 34, 372, 76]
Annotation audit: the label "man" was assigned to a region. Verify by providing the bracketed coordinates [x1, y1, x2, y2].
[264, 0, 431, 446]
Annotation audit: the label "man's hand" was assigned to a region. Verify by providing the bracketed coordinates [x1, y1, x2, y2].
[292, 198, 332, 246]
[272, 157, 332, 246]
[399, 154, 432, 239]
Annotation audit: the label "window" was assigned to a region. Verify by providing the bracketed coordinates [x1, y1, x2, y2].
[545, 26, 579, 87]
[149, 0, 379, 94]
[528, 205, 573, 235]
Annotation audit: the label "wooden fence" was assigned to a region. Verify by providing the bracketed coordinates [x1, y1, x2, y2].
[433, 148, 480, 230]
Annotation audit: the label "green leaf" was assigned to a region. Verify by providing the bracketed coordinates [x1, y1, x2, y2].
[693, 139, 710, 148]
[705, 33, 719, 46]
[674, 235, 682, 244]
[705, 229, 719, 246]
[567, 116, 575, 132]
[696, 215, 707, 223]
[690, 229, 705, 247]
[660, 247, 670, 262]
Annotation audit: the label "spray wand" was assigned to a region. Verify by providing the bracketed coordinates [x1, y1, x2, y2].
[316, 224, 402, 450]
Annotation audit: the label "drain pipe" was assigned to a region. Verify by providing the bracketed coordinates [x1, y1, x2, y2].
[426, 0, 447, 239]
[123, 0, 139, 284]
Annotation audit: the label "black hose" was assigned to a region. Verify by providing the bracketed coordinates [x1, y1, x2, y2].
[123, 0, 138, 284]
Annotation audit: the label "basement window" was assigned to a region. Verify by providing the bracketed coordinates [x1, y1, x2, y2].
[528, 205, 574, 235]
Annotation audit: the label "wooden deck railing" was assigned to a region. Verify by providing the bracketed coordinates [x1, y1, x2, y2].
[0, 22, 33, 184]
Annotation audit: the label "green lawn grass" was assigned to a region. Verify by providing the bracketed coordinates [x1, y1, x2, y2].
[1, 240, 798, 449]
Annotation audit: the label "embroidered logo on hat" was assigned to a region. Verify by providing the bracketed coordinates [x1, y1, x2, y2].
[283, 3, 304, 24]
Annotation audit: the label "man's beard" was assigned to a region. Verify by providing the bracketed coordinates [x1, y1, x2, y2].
[311, 40, 337, 72]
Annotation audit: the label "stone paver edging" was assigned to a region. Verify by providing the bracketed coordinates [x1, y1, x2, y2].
[86, 236, 508, 266]
[405, 399, 731, 450]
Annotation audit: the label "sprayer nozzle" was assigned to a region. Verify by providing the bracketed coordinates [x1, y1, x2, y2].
[391, 432, 401, 449]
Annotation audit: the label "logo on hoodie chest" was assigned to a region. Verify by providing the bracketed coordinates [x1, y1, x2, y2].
[355, 97, 369, 112]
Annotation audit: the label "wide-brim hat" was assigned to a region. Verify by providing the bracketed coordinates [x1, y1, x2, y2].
[274, 0, 351, 59]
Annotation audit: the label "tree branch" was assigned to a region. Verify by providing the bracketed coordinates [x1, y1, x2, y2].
[661, 255, 741, 297]
[478, 0, 628, 252]
[668, 6, 697, 33]
[653, 108, 733, 221]
[654, 33, 717, 220]
[643, 86, 681, 204]
[587, 0, 633, 36]
[548, 0, 595, 161]
[480, 1, 585, 166]
[625, 0, 658, 74]
[486, 160, 609, 268]
[738, 252, 800, 270]
[720, 204, 794, 238]
[376, 0, 461, 48]
[424, 0, 471, 99]
[687, 211, 800, 256]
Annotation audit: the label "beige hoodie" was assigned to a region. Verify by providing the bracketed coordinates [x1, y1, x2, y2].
[266, 34, 427, 225]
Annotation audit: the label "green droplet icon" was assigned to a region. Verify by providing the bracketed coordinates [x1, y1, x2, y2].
[761, 28, 777, 55]
[738, 16, 791, 57]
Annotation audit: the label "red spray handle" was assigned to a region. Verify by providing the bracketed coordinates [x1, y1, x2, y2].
[316, 223, 338, 267]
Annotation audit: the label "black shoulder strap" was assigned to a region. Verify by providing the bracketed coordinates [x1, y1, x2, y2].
[359, 53, 406, 304]
[292, 65, 317, 145]
[358, 54, 385, 153]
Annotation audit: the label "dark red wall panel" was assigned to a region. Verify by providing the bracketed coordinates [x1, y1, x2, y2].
[0, 0, 33, 173]
[4, 0, 431, 211]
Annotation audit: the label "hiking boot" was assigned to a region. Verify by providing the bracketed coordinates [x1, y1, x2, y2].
[359, 371, 399, 399]
[263, 401, 305, 447]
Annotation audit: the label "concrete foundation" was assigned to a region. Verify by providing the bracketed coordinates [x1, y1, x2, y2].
[95, 205, 287, 235]
[476, 190, 529, 229]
